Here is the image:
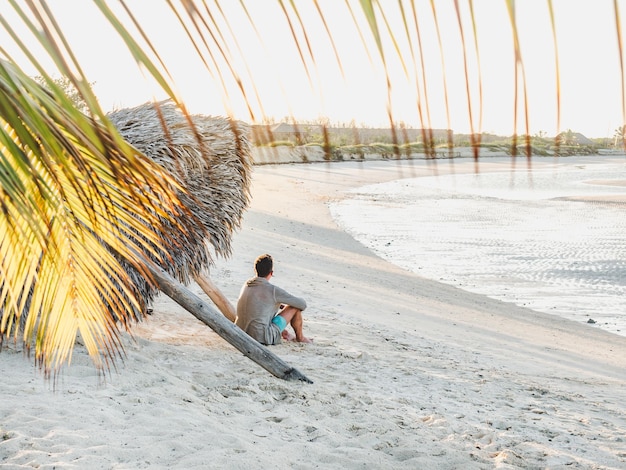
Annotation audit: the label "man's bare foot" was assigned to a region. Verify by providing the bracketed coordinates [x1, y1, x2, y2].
[282, 330, 296, 341]
[296, 336, 313, 344]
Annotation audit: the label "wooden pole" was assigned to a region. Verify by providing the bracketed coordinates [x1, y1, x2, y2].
[193, 273, 236, 322]
[144, 261, 312, 383]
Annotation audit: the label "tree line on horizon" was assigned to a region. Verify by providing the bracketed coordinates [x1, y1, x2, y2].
[251, 121, 621, 157]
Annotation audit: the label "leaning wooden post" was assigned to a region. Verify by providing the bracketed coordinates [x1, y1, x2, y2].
[144, 261, 312, 383]
[193, 273, 236, 322]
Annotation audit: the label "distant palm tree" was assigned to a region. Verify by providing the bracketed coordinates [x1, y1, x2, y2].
[613, 125, 625, 148]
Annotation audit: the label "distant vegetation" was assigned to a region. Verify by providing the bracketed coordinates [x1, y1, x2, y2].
[252, 121, 623, 159]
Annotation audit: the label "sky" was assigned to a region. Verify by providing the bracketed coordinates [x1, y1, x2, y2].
[1, 0, 625, 138]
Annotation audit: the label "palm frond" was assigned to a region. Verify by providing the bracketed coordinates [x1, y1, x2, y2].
[505, 0, 531, 159]
[0, 60, 192, 373]
[614, 0, 625, 144]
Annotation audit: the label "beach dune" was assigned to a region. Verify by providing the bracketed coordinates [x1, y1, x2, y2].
[1, 158, 626, 469]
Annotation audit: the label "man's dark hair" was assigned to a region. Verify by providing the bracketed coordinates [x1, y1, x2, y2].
[255, 254, 273, 277]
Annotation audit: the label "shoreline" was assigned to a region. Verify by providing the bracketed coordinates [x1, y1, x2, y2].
[1, 156, 626, 468]
[231, 157, 626, 358]
[329, 158, 626, 337]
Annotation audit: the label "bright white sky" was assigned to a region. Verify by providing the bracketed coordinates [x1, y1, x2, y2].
[2, 0, 625, 137]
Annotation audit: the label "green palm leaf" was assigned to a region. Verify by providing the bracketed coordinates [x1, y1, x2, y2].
[0, 59, 191, 373]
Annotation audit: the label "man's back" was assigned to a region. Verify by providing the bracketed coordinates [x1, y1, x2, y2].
[236, 277, 306, 345]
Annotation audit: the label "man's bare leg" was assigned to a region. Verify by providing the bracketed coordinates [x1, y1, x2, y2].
[276, 305, 295, 341]
[278, 306, 312, 343]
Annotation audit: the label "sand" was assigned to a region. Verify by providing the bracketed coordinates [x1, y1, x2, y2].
[2, 157, 626, 469]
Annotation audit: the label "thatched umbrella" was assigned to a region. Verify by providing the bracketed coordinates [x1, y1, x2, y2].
[107, 101, 310, 382]
[107, 100, 251, 321]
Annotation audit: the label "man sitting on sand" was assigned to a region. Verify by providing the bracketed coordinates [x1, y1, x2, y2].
[235, 253, 311, 345]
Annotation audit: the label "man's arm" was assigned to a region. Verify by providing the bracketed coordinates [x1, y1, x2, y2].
[273, 285, 307, 311]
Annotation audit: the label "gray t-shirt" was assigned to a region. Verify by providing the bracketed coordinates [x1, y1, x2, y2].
[235, 277, 307, 345]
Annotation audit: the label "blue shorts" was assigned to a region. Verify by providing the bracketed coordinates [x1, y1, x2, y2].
[272, 315, 287, 332]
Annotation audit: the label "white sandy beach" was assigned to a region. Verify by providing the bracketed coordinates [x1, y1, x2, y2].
[2, 157, 626, 469]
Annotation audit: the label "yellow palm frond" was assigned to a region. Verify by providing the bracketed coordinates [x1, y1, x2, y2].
[0, 60, 192, 374]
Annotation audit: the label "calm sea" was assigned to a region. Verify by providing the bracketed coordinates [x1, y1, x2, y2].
[330, 157, 626, 337]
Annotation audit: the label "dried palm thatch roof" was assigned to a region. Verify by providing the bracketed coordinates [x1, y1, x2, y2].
[107, 100, 252, 310]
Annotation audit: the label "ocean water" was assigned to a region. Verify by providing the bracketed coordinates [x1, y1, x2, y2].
[330, 159, 626, 337]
